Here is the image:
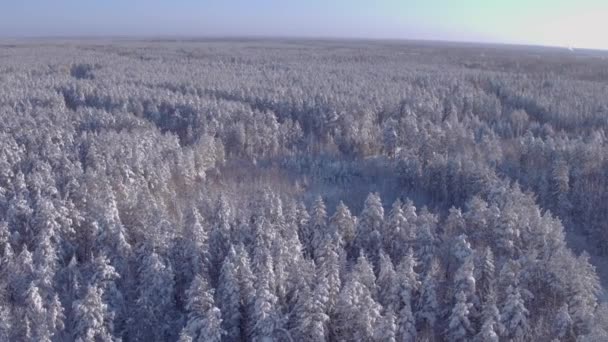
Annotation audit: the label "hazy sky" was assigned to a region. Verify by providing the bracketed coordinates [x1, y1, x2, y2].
[1, 0, 607, 50]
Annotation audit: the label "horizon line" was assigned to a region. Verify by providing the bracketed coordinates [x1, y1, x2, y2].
[0, 34, 606, 53]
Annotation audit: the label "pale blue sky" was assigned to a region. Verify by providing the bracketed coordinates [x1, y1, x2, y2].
[1, 0, 607, 50]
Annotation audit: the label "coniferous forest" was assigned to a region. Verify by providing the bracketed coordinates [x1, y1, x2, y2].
[1, 39, 608, 341]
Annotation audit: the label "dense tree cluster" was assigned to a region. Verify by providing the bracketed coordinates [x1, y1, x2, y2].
[0, 39, 607, 340]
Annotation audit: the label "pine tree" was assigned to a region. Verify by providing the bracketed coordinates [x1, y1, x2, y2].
[87, 256, 122, 337]
[377, 251, 399, 311]
[292, 280, 329, 341]
[234, 244, 257, 339]
[569, 291, 594, 338]
[90, 254, 122, 310]
[498, 258, 521, 296]
[329, 201, 356, 253]
[376, 309, 397, 342]
[95, 190, 131, 275]
[23, 281, 63, 342]
[216, 249, 242, 342]
[382, 118, 398, 157]
[392, 249, 420, 342]
[353, 252, 377, 297]
[49, 293, 65, 339]
[181, 275, 224, 342]
[475, 294, 502, 342]
[295, 201, 312, 259]
[8, 247, 35, 304]
[178, 329, 195, 342]
[553, 303, 574, 341]
[446, 291, 473, 342]
[310, 196, 328, 260]
[397, 297, 416, 342]
[415, 209, 437, 268]
[286, 258, 316, 333]
[60, 254, 81, 321]
[396, 248, 420, 302]
[356, 192, 384, 262]
[444, 207, 466, 239]
[252, 273, 278, 341]
[174, 207, 208, 297]
[476, 318, 499, 342]
[454, 256, 476, 300]
[452, 234, 473, 264]
[579, 303, 608, 342]
[253, 237, 276, 298]
[251, 242, 279, 341]
[209, 196, 232, 284]
[383, 199, 407, 260]
[334, 276, 382, 341]
[500, 285, 529, 342]
[568, 252, 600, 336]
[129, 250, 177, 341]
[402, 199, 418, 229]
[315, 238, 342, 313]
[32, 204, 60, 295]
[0, 305, 10, 342]
[268, 191, 286, 229]
[23, 282, 49, 341]
[274, 199, 305, 306]
[72, 285, 114, 342]
[477, 247, 496, 303]
[416, 259, 439, 338]
[496, 206, 520, 260]
[281, 199, 305, 267]
[550, 159, 571, 219]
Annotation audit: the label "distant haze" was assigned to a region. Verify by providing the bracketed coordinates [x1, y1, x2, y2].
[1, 0, 607, 50]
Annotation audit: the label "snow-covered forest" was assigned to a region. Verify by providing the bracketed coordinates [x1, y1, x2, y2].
[0, 39, 608, 341]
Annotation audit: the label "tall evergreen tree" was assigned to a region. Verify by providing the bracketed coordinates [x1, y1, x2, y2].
[477, 247, 496, 304]
[295, 201, 313, 259]
[397, 248, 420, 302]
[72, 285, 115, 342]
[310, 196, 328, 260]
[334, 275, 382, 341]
[315, 238, 342, 313]
[475, 293, 502, 342]
[376, 309, 397, 342]
[553, 303, 574, 341]
[22, 281, 64, 342]
[292, 279, 329, 342]
[377, 250, 399, 311]
[209, 196, 233, 284]
[329, 201, 356, 253]
[416, 259, 439, 339]
[353, 252, 377, 298]
[129, 250, 178, 341]
[234, 244, 257, 339]
[216, 250, 242, 342]
[446, 291, 474, 342]
[500, 285, 529, 342]
[180, 275, 224, 342]
[397, 296, 417, 342]
[383, 199, 407, 260]
[356, 193, 384, 263]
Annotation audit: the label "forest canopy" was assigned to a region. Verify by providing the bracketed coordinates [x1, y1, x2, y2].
[0, 39, 607, 341]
